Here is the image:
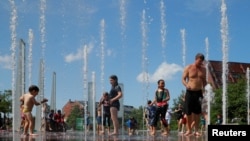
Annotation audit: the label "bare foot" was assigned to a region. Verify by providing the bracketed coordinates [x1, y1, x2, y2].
[194, 132, 201, 136]
[184, 131, 193, 136]
[29, 133, 38, 136]
[161, 132, 168, 136]
[150, 132, 156, 136]
[99, 131, 105, 135]
[109, 132, 118, 136]
[21, 133, 29, 138]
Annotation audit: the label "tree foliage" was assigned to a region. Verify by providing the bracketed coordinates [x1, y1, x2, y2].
[66, 105, 83, 130]
[211, 78, 248, 124]
[0, 90, 12, 115]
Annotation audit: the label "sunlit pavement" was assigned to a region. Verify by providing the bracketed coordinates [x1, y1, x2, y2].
[0, 130, 208, 141]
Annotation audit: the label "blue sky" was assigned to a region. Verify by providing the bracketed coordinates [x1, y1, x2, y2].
[0, 0, 250, 110]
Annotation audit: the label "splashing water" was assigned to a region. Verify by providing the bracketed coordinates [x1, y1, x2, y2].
[220, 0, 229, 124]
[180, 29, 186, 67]
[28, 29, 34, 86]
[160, 0, 167, 62]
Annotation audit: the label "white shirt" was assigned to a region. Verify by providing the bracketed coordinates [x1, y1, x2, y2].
[165, 109, 172, 120]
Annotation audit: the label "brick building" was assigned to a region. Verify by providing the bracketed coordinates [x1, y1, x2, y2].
[207, 60, 250, 89]
[62, 99, 84, 121]
[202, 60, 250, 116]
[62, 99, 134, 121]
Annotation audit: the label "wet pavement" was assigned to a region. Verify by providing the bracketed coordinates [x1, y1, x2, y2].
[0, 130, 208, 141]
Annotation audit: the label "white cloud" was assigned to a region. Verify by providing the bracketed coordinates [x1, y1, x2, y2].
[64, 42, 94, 63]
[0, 54, 12, 69]
[137, 62, 183, 83]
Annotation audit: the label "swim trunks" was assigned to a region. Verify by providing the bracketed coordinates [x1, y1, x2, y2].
[184, 89, 203, 115]
[23, 108, 31, 113]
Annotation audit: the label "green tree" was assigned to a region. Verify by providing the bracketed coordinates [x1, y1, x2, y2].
[124, 106, 144, 130]
[66, 105, 83, 130]
[171, 90, 185, 130]
[211, 78, 248, 124]
[0, 90, 12, 116]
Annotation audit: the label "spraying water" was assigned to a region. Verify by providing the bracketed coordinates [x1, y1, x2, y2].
[160, 0, 167, 62]
[141, 9, 150, 102]
[120, 0, 126, 38]
[28, 29, 34, 86]
[119, 1, 126, 135]
[205, 37, 209, 82]
[141, 9, 149, 94]
[100, 19, 105, 132]
[35, 59, 45, 131]
[40, 0, 46, 59]
[34, 0, 47, 131]
[141, 9, 150, 135]
[220, 0, 229, 124]
[100, 19, 105, 94]
[204, 37, 214, 125]
[180, 29, 186, 67]
[82, 45, 88, 140]
[9, 0, 18, 134]
[92, 72, 96, 139]
[205, 84, 214, 125]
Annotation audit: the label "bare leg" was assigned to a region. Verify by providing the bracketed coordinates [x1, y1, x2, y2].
[194, 114, 201, 136]
[184, 114, 194, 136]
[151, 126, 156, 136]
[25, 112, 33, 135]
[178, 119, 182, 132]
[109, 107, 119, 135]
[23, 119, 29, 135]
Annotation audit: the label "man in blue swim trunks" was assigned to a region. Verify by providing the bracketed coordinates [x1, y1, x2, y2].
[182, 53, 207, 136]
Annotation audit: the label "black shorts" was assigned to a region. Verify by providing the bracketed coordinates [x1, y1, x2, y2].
[184, 89, 203, 115]
[110, 100, 120, 111]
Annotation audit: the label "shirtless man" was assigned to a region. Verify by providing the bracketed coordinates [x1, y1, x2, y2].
[182, 53, 206, 136]
[19, 85, 48, 136]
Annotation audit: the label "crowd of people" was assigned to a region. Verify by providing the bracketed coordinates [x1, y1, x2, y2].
[142, 53, 209, 137]
[17, 53, 213, 137]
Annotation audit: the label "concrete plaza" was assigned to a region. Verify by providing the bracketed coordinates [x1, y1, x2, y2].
[0, 130, 207, 141]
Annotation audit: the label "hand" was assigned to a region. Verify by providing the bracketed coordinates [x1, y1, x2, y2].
[186, 85, 191, 90]
[41, 98, 48, 103]
[109, 99, 113, 104]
